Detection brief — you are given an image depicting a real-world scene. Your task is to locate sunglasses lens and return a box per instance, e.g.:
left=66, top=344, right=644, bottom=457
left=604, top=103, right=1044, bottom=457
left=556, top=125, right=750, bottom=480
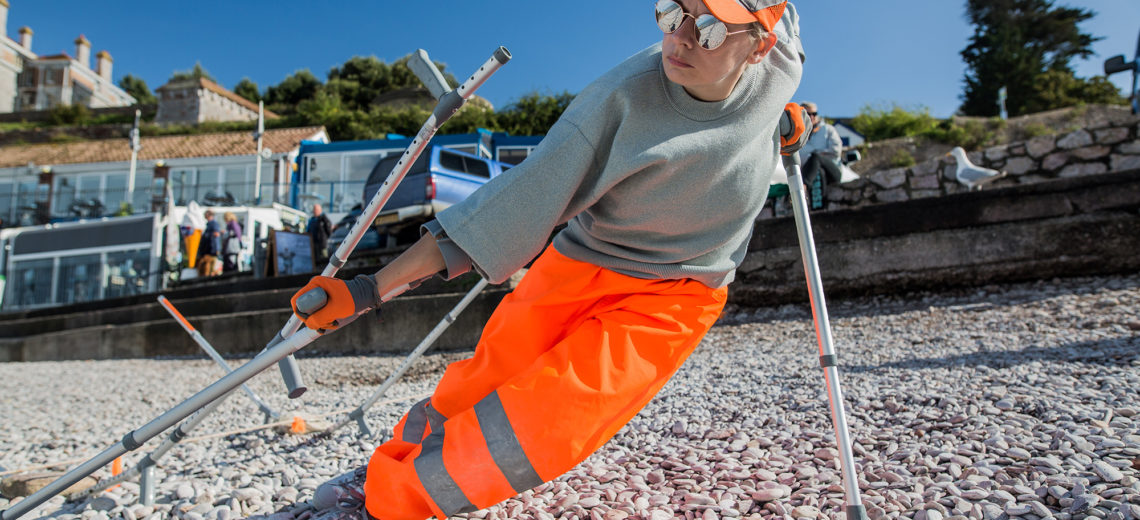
left=694, top=15, right=728, bottom=50
left=655, top=0, right=684, bottom=33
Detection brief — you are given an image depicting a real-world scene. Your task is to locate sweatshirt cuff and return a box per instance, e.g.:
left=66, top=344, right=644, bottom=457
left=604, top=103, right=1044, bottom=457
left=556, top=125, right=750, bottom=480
left=421, top=220, right=475, bottom=281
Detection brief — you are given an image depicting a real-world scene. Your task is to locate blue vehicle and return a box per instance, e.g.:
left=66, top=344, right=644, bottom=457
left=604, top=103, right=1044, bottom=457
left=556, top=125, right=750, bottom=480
left=329, top=145, right=514, bottom=250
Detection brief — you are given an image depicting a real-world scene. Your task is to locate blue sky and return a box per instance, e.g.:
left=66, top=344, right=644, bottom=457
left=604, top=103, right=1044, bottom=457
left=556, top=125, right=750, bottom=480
left=5, top=1, right=1138, bottom=120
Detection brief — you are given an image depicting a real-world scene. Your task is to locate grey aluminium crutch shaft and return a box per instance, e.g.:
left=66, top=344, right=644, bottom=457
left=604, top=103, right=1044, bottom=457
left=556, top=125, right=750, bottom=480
left=0, top=326, right=322, bottom=520
left=0, top=48, right=511, bottom=520
left=69, top=297, right=282, bottom=503
left=782, top=153, right=869, bottom=520
left=267, top=46, right=513, bottom=399
left=158, top=296, right=279, bottom=420
left=67, top=384, right=240, bottom=504
left=328, top=277, right=490, bottom=436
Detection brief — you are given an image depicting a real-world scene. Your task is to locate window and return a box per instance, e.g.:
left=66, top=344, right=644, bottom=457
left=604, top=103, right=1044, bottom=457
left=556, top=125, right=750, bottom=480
left=169, top=168, right=196, bottom=205
left=56, top=254, right=102, bottom=305
left=497, top=147, right=534, bottom=166
left=222, top=166, right=249, bottom=205
left=439, top=150, right=490, bottom=178
left=104, top=173, right=127, bottom=212
left=105, top=250, right=152, bottom=299
left=7, top=258, right=54, bottom=308
left=439, top=150, right=465, bottom=173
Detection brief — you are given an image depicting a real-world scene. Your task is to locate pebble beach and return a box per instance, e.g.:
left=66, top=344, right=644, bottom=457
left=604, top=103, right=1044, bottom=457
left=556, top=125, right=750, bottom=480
left=1, top=273, right=1137, bottom=520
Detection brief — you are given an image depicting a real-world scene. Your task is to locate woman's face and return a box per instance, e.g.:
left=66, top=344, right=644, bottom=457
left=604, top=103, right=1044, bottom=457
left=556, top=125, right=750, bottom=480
left=661, top=0, right=767, bottom=102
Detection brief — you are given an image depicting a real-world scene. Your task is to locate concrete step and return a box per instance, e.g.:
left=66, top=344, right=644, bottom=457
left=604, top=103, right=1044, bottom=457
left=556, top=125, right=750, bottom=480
left=0, top=275, right=511, bottom=362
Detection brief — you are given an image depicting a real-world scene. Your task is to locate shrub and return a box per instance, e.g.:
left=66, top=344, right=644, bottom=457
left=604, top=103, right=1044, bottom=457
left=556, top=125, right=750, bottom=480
left=889, top=149, right=916, bottom=168
left=47, top=104, right=91, bottom=125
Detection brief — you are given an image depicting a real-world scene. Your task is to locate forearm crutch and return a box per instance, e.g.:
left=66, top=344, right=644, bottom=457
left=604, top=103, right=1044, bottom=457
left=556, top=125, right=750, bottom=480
left=68, top=296, right=283, bottom=504
left=783, top=152, right=869, bottom=520
left=262, top=47, right=510, bottom=399
left=0, top=46, right=511, bottom=520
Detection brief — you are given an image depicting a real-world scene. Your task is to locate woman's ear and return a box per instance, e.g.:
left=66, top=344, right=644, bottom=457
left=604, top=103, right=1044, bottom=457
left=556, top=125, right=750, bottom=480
left=748, top=31, right=777, bottom=64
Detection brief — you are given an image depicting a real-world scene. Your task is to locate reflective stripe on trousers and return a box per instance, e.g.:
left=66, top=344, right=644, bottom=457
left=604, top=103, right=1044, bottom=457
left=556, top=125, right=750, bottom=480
left=364, top=247, right=726, bottom=520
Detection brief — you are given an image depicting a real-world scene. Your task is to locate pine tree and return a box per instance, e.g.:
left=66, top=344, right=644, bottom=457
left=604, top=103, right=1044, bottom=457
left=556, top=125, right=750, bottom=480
left=959, top=0, right=1124, bottom=117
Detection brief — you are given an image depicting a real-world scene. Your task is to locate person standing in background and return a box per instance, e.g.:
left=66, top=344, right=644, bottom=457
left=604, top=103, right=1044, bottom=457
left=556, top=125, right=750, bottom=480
left=308, top=203, right=333, bottom=264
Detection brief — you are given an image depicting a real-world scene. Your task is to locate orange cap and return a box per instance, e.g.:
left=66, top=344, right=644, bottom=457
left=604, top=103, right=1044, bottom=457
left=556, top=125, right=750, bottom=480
left=702, top=0, right=787, bottom=33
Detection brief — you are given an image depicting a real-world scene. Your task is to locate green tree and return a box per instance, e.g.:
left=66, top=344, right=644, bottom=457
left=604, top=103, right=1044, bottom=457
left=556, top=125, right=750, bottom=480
left=118, top=74, right=156, bottom=105
left=233, top=78, right=261, bottom=103
left=495, top=91, right=575, bottom=135
left=959, top=0, right=1123, bottom=116
left=325, top=55, right=458, bottom=111
left=264, top=69, right=323, bottom=112
left=169, top=62, right=215, bottom=83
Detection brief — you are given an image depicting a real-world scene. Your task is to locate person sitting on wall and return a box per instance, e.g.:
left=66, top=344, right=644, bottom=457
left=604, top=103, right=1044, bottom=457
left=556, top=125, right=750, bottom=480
left=796, top=101, right=843, bottom=209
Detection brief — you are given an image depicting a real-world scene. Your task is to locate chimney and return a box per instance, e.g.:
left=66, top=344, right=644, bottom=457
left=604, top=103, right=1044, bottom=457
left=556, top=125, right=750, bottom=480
left=0, top=0, right=8, bottom=39
left=74, top=34, right=90, bottom=68
left=95, top=50, right=112, bottom=81
left=18, top=26, right=31, bottom=50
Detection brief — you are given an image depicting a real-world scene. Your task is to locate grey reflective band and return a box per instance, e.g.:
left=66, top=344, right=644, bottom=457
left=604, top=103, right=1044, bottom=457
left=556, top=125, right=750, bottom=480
left=474, top=391, right=544, bottom=493
left=414, top=426, right=477, bottom=516
left=402, top=398, right=430, bottom=442
left=426, top=403, right=446, bottom=433
left=820, top=354, right=837, bottom=368
left=329, top=253, right=346, bottom=269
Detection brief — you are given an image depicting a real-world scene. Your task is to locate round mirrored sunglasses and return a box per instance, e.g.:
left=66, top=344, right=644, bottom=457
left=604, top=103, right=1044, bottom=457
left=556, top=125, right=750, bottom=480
left=655, top=0, right=751, bottom=51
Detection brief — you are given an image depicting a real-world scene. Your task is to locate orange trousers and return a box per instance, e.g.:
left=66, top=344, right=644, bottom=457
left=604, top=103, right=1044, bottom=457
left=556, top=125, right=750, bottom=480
left=364, top=247, right=726, bottom=519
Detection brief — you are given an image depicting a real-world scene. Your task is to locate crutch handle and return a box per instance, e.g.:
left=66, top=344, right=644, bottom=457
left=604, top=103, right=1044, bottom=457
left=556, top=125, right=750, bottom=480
left=295, top=287, right=329, bottom=317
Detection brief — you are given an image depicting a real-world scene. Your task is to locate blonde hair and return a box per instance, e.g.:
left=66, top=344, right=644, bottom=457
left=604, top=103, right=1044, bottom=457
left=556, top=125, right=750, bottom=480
left=223, top=211, right=237, bottom=223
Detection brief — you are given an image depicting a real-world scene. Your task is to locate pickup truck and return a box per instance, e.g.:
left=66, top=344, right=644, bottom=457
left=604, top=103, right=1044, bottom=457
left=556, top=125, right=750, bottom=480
left=329, top=145, right=513, bottom=250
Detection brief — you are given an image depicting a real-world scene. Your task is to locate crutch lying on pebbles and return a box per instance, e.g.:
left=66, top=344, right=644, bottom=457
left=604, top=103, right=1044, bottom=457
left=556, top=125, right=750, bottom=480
left=65, top=295, right=282, bottom=506
left=158, top=295, right=280, bottom=422
left=0, top=46, right=511, bottom=520
left=782, top=150, right=870, bottom=520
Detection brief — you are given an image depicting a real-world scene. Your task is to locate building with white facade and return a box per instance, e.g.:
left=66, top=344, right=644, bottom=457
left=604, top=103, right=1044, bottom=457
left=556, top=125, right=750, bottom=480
left=0, top=0, right=135, bottom=113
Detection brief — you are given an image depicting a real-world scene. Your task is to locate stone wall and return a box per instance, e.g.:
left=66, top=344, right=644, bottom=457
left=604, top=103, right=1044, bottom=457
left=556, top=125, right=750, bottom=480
left=808, top=116, right=1140, bottom=212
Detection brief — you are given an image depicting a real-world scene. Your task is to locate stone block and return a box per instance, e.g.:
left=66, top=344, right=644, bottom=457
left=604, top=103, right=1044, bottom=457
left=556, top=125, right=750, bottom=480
left=1111, top=154, right=1140, bottom=172
left=942, top=163, right=958, bottom=181
left=985, top=145, right=1009, bottom=162
left=1117, top=140, right=1140, bottom=154
left=868, top=167, right=908, bottom=189
left=1072, top=146, right=1111, bottom=160
left=1094, top=127, right=1129, bottom=145
left=1026, top=135, right=1056, bottom=158
left=826, top=186, right=860, bottom=203
left=1058, top=129, right=1094, bottom=149
left=910, top=173, right=941, bottom=190
left=911, top=189, right=942, bottom=200
left=1005, top=157, right=1037, bottom=175
left=1010, top=144, right=1027, bottom=155
left=874, top=188, right=909, bottom=203
left=911, top=158, right=941, bottom=177
left=1059, top=162, right=1107, bottom=178
left=1043, top=151, right=1071, bottom=171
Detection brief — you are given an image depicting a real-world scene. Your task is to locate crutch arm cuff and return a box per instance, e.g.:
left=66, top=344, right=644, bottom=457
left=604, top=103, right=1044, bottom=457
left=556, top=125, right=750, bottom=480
left=422, top=220, right=474, bottom=281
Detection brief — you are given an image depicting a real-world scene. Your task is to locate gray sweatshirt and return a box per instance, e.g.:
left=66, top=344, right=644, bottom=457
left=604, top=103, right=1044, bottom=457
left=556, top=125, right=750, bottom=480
left=428, top=12, right=803, bottom=289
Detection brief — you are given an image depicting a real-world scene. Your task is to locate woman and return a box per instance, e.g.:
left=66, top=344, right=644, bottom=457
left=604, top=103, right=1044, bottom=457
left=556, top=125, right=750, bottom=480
left=222, top=211, right=243, bottom=273
left=294, top=1, right=806, bottom=518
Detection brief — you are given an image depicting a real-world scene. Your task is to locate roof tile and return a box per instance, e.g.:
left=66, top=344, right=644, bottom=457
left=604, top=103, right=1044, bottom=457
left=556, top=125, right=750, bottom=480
left=0, top=126, right=326, bottom=169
